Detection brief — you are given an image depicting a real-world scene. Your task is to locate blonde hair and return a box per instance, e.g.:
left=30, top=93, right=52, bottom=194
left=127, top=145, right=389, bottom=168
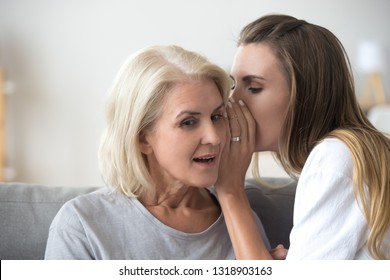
left=240, top=14, right=390, bottom=259
left=98, top=45, right=230, bottom=198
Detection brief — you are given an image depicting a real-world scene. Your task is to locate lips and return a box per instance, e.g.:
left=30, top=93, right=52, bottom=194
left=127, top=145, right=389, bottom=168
left=193, top=155, right=216, bottom=163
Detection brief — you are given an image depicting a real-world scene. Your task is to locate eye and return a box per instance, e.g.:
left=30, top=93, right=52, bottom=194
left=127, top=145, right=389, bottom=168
left=211, top=113, right=224, bottom=123
left=248, top=87, right=262, bottom=94
left=180, top=118, right=198, bottom=128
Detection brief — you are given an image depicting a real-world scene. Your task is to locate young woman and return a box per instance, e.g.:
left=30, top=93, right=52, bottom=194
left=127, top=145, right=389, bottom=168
left=216, top=14, right=390, bottom=260
left=44, top=45, right=270, bottom=259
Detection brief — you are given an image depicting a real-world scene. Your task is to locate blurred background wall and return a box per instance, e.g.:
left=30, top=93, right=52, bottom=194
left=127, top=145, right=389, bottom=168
left=0, top=0, right=389, bottom=186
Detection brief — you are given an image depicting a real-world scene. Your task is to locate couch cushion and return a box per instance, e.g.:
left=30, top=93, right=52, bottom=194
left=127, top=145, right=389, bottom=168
left=0, top=183, right=100, bottom=260
left=245, top=177, right=296, bottom=249
left=0, top=179, right=296, bottom=259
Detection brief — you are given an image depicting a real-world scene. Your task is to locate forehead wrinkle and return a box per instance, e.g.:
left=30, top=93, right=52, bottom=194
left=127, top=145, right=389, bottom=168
left=175, top=110, right=201, bottom=119
left=175, top=101, right=225, bottom=119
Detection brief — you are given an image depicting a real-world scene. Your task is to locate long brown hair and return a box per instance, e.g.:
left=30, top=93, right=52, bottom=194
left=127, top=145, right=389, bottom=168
left=240, top=14, right=390, bottom=259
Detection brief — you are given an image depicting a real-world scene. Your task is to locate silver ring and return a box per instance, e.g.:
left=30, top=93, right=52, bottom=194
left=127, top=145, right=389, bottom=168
left=231, top=136, right=241, bottom=142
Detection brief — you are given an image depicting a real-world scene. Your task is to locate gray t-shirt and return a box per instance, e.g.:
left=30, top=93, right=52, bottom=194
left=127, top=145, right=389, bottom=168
left=44, top=187, right=269, bottom=259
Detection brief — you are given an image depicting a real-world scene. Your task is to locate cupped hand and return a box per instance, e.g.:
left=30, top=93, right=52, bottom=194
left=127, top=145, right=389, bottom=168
left=215, top=98, right=256, bottom=194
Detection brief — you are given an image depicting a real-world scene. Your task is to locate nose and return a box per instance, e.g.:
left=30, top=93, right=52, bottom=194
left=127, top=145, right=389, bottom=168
left=201, top=121, right=222, bottom=146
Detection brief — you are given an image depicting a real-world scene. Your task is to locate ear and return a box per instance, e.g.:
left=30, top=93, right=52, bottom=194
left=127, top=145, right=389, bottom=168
left=139, top=130, right=153, bottom=155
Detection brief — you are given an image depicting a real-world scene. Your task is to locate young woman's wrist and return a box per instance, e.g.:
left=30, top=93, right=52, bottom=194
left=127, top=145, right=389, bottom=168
left=214, top=180, right=246, bottom=196
left=216, top=185, right=248, bottom=208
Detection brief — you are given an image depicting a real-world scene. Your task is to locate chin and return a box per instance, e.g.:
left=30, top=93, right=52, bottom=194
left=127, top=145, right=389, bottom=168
left=256, top=142, right=278, bottom=152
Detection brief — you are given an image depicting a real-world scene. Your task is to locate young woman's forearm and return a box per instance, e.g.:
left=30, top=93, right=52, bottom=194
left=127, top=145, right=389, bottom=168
left=218, top=188, right=273, bottom=260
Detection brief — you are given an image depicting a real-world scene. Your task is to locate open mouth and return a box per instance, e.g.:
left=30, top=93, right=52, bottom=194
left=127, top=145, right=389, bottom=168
left=193, top=156, right=216, bottom=163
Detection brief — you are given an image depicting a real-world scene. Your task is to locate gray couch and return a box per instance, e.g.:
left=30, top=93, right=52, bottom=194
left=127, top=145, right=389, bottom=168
left=0, top=177, right=296, bottom=260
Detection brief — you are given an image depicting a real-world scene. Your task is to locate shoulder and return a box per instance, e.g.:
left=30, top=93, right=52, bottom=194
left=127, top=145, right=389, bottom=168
left=303, top=138, right=354, bottom=179
left=50, top=188, right=132, bottom=228
left=58, top=188, right=117, bottom=212
left=311, top=138, right=351, bottom=160
left=295, top=138, right=356, bottom=209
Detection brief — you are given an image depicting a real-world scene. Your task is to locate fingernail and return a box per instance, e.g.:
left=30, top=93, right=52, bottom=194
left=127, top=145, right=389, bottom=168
left=228, top=101, right=233, bottom=108
left=238, top=100, right=245, bottom=106
left=230, top=97, right=235, bottom=103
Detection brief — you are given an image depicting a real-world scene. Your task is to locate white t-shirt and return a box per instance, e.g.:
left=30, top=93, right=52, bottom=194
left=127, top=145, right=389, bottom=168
left=287, top=138, right=389, bottom=259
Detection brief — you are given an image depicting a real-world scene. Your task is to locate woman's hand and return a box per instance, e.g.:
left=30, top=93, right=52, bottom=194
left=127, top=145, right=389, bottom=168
left=214, top=99, right=273, bottom=260
left=215, top=98, right=256, bottom=194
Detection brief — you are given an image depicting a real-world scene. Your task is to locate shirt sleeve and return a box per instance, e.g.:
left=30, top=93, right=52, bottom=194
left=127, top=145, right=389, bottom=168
left=286, top=140, right=368, bottom=259
left=44, top=203, right=94, bottom=260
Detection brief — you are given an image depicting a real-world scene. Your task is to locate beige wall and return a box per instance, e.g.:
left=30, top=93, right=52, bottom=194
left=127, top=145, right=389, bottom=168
left=0, top=0, right=389, bottom=186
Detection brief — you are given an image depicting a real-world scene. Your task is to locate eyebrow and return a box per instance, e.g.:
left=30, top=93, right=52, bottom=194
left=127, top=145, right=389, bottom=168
left=242, top=75, right=267, bottom=82
left=175, top=102, right=225, bottom=119
left=230, top=74, right=267, bottom=86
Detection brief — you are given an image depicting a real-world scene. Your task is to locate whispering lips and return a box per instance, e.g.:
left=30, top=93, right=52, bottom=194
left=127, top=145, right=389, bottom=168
left=193, top=155, right=216, bottom=163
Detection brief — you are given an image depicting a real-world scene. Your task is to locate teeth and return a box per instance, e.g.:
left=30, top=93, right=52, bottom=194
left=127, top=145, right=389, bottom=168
left=194, top=156, right=215, bottom=163
left=201, top=156, right=214, bottom=160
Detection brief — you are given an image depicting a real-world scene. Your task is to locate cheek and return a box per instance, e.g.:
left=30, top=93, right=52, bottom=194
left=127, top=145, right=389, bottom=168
left=247, top=97, right=287, bottom=151
left=244, top=96, right=264, bottom=125
left=149, top=129, right=182, bottom=157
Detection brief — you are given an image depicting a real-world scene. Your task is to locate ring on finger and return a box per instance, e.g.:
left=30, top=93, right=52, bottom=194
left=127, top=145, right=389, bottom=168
left=231, top=136, right=241, bottom=142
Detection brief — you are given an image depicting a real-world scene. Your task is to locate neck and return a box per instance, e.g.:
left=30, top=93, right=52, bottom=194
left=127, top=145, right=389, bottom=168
left=139, top=183, right=212, bottom=209
left=138, top=184, right=221, bottom=233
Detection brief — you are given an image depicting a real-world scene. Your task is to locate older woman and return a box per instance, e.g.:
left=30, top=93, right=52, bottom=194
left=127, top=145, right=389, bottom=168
left=44, top=45, right=270, bottom=259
